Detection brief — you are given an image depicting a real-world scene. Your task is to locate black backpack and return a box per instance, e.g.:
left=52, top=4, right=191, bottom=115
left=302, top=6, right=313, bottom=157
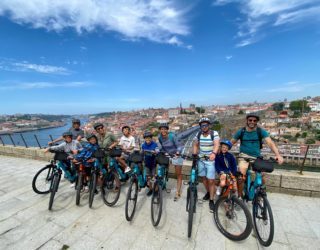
left=196, top=130, right=216, bottom=142
left=239, top=127, right=263, bottom=149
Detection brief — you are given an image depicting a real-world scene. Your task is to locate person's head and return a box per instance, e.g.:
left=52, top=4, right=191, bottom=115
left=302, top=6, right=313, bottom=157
left=122, top=126, right=131, bottom=136
left=143, top=131, right=153, bottom=144
left=246, top=113, right=260, bottom=129
left=94, top=123, right=105, bottom=135
left=62, top=131, right=73, bottom=143
left=72, top=119, right=81, bottom=129
left=86, top=134, right=98, bottom=144
left=198, top=117, right=211, bottom=133
left=220, top=140, right=232, bottom=154
left=158, top=123, right=169, bottom=137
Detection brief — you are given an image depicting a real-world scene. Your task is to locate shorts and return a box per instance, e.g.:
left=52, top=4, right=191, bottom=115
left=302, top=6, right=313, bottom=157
left=145, top=166, right=156, bottom=176
left=198, top=160, right=215, bottom=180
left=121, top=152, right=130, bottom=160
left=238, top=153, right=257, bottom=173
left=171, top=157, right=183, bottom=166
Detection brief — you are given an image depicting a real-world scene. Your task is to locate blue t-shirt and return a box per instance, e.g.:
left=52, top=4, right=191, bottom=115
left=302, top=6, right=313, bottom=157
left=142, top=141, right=159, bottom=168
left=233, top=127, right=269, bottom=157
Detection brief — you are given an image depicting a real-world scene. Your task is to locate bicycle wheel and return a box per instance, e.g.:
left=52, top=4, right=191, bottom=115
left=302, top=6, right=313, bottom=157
left=214, top=196, right=252, bottom=241
left=89, top=172, right=97, bottom=208
left=151, top=182, right=163, bottom=227
left=125, top=178, right=138, bottom=221
left=32, top=164, right=54, bottom=194
left=187, top=187, right=196, bottom=238
left=253, top=195, right=274, bottom=247
left=76, top=172, right=83, bottom=206
left=101, top=170, right=121, bottom=207
left=48, top=174, right=60, bottom=210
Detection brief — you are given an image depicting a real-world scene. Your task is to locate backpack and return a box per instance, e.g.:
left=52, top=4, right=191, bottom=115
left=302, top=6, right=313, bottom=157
left=158, top=132, right=176, bottom=148
left=196, top=130, right=216, bottom=142
left=239, top=127, right=263, bottom=149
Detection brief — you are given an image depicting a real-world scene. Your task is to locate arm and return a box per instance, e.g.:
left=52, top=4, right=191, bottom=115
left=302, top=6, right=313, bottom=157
left=48, top=136, right=63, bottom=145
left=230, top=154, right=238, bottom=175
left=210, top=138, right=220, bottom=161
left=265, top=137, right=283, bottom=164
left=192, top=138, right=199, bottom=155
left=46, top=142, right=66, bottom=152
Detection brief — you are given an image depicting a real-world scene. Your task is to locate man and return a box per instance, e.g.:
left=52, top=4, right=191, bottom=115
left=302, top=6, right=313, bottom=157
left=193, top=117, right=220, bottom=212
left=231, top=113, right=284, bottom=193
left=49, top=119, right=84, bottom=145
left=118, top=126, right=135, bottom=173
left=94, top=123, right=118, bottom=150
left=158, top=123, right=183, bottom=201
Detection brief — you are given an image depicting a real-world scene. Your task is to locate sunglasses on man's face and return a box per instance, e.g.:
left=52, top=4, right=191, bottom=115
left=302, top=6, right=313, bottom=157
left=248, top=119, right=258, bottom=123
left=201, top=124, right=209, bottom=128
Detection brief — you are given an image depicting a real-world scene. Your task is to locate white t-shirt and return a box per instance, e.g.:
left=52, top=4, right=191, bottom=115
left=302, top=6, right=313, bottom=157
left=119, top=135, right=136, bottom=153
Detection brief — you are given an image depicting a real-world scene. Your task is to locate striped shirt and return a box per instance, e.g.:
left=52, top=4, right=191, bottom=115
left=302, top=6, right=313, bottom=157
left=194, top=131, right=220, bottom=156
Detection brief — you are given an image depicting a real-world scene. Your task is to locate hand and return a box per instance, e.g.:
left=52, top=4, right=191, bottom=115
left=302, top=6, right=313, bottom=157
left=209, top=152, right=216, bottom=161
left=71, top=150, right=78, bottom=155
left=87, top=158, right=95, bottom=163
left=44, top=148, right=49, bottom=153
left=67, top=155, right=74, bottom=160
left=48, top=141, right=53, bottom=146
left=276, top=155, right=284, bottom=165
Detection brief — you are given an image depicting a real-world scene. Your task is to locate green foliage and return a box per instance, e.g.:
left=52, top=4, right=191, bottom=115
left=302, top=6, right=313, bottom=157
left=272, top=102, right=285, bottom=112
left=283, top=135, right=293, bottom=139
left=302, top=132, right=308, bottom=138
left=238, top=110, right=244, bottom=114
left=295, top=133, right=301, bottom=138
left=196, top=107, right=205, bottom=114
left=289, top=100, right=310, bottom=113
left=211, top=123, right=222, bottom=132
left=306, top=138, right=316, bottom=144
left=316, top=135, right=320, bottom=141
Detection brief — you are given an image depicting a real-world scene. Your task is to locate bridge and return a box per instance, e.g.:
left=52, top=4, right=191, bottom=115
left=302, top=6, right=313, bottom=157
left=0, top=155, right=319, bottom=250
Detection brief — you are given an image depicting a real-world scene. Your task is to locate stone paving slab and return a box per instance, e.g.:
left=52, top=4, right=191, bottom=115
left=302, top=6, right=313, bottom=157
left=0, top=155, right=320, bottom=250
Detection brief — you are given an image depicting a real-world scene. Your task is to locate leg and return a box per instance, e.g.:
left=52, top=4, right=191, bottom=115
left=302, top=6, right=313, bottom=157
left=175, top=165, right=182, bottom=195
left=116, top=156, right=128, bottom=171
left=220, top=174, right=227, bottom=188
left=237, top=159, right=249, bottom=197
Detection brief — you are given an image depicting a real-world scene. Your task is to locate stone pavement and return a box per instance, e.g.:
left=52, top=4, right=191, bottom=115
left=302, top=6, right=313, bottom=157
left=0, top=155, right=319, bottom=250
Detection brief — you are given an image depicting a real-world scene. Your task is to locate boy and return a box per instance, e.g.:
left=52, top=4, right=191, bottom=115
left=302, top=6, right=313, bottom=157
left=215, top=140, right=237, bottom=196
left=141, top=131, right=159, bottom=196
left=118, top=126, right=136, bottom=173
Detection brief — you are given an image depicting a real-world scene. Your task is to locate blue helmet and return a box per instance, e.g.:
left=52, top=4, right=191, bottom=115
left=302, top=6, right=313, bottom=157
left=220, top=140, right=232, bottom=150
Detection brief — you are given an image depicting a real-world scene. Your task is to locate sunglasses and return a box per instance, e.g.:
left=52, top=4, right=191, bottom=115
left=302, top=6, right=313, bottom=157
left=248, top=119, right=258, bottom=123
left=96, top=126, right=104, bottom=131
left=201, top=124, right=209, bottom=128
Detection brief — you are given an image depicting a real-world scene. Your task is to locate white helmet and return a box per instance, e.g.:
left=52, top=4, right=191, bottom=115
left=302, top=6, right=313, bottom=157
left=198, top=117, right=211, bottom=125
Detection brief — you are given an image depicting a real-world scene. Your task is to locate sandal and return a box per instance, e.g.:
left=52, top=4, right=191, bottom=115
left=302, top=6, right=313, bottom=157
left=174, top=192, right=181, bottom=201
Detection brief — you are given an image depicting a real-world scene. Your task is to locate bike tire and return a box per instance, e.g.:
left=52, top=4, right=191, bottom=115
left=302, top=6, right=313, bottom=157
left=101, top=170, right=121, bottom=207
left=253, top=195, right=274, bottom=247
left=125, top=178, right=138, bottom=221
left=188, top=187, right=196, bottom=238
left=48, top=174, right=59, bottom=210
left=76, top=172, right=83, bottom=206
left=32, top=164, right=54, bottom=194
left=89, top=172, right=97, bottom=208
left=151, top=182, right=163, bottom=227
left=214, top=196, right=252, bottom=241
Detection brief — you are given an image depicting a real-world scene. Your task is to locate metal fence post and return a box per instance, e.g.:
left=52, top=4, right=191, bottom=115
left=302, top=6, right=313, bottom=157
left=34, top=134, right=42, bottom=149
left=299, top=144, right=310, bottom=175
left=0, top=136, right=4, bottom=146
left=49, top=135, right=54, bottom=143
left=8, top=134, right=16, bottom=147
left=20, top=134, right=28, bottom=148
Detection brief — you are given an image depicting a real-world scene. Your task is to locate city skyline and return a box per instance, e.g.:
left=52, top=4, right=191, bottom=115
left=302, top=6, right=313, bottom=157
left=0, top=0, right=320, bottom=114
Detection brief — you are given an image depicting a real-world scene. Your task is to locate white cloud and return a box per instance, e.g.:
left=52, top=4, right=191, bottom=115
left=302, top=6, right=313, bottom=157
left=267, top=82, right=320, bottom=93
left=214, top=0, right=320, bottom=47
left=0, top=0, right=191, bottom=47
left=225, top=55, right=233, bottom=61
left=0, top=81, right=90, bottom=90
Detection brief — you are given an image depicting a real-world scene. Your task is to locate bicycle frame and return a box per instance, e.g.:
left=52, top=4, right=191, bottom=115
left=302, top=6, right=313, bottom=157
left=109, top=157, right=128, bottom=180
left=245, top=167, right=263, bottom=201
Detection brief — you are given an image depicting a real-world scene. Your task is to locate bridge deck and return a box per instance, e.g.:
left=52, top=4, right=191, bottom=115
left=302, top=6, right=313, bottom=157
left=0, top=156, right=319, bottom=250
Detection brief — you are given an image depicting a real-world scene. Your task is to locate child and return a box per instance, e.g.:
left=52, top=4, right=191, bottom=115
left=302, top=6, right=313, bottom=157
left=118, top=126, right=136, bottom=173
left=215, top=140, right=237, bottom=196
left=141, top=131, right=159, bottom=196
left=45, top=131, right=82, bottom=186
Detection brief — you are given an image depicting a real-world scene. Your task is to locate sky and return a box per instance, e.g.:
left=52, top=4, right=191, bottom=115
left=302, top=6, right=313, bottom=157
left=0, top=0, right=320, bottom=114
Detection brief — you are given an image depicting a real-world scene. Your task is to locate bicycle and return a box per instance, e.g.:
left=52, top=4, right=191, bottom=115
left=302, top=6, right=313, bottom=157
left=101, top=147, right=128, bottom=207
left=150, top=151, right=171, bottom=227
left=125, top=150, right=146, bottom=222
left=239, top=156, right=276, bottom=247
left=213, top=172, right=253, bottom=241
left=186, top=155, right=208, bottom=238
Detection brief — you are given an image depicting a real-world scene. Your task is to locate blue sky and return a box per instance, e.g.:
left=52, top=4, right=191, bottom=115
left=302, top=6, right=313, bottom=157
left=0, top=0, right=320, bottom=114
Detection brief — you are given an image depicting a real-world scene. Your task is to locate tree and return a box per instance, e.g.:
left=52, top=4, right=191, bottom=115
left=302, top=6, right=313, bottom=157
left=306, top=138, right=316, bottom=144
left=295, top=133, right=301, bottom=138
left=272, top=102, right=285, bottom=112
left=289, top=100, right=311, bottom=113
left=302, top=132, right=308, bottom=138
left=238, top=110, right=244, bottom=115
left=196, top=107, right=205, bottom=114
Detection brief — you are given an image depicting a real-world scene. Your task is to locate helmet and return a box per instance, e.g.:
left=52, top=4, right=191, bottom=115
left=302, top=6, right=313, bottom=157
left=198, top=117, right=211, bottom=125
left=62, top=131, right=73, bottom=138
left=246, top=113, right=260, bottom=121
left=121, top=125, right=130, bottom=132
left=220, top=140, right=232, bottom=150
left=143, top=131, right=153, bottom=138
left=72, top=119, right=81, bottom=124
left=93, top=122, right=104, bottom=130
left=86, top=134, right=97, bottom=141
left=158, top=123, right=169, bottom=129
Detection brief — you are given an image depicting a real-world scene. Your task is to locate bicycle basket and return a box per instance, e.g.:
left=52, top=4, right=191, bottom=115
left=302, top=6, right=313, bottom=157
left=156, top=154, right=170, bottom=165
left=54, top=152, right=68, bottom=161
left=252, top=158, right=275, bottom=173
left=129, top=152, right=143, bottom=163
left=93, top=149, right=105, bottom=158
left=109, top=148, right=122, bottom=157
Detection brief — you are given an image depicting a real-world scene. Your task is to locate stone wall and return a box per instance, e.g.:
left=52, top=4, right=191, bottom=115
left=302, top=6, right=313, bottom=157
left=0, top=145, right=319, bottom=197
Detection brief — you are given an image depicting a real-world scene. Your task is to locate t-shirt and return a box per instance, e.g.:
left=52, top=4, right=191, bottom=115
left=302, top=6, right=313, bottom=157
left=119, top=135, right=136, bottom=153
left=193, top=131, right=219, bottom=156
left=69, top=128, right=84, bottom=140
left=158, top=134, right=183, bottom=155
left=49, top=140, right=82, bottom=155
left=141, top=141, right=159, bottom=168
left=233, top=127, right=269, bottom=157
left=97, top=133, right=117, bottom=149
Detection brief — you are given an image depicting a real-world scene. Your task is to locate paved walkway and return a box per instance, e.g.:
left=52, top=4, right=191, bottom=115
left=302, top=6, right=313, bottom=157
left=0, top=155, right=319, bottom=250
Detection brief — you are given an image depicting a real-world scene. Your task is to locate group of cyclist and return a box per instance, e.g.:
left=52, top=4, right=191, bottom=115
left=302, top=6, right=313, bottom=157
left=45, top=113, right=284, bottom=212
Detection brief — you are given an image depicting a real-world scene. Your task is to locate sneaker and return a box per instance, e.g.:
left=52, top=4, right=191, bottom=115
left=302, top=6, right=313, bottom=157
left=203, top=192, right=210, bottom=201
left=147, top=189, right=153, bottom=196
left=84, top=186, right=89, bottom=193
left=70, top=183, right=76, bottom=188
left=124, top=166, right=131, bottom=173
left=216, top=187, right=222, bottom=196
left=209, top=200, right=215, bottom=213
